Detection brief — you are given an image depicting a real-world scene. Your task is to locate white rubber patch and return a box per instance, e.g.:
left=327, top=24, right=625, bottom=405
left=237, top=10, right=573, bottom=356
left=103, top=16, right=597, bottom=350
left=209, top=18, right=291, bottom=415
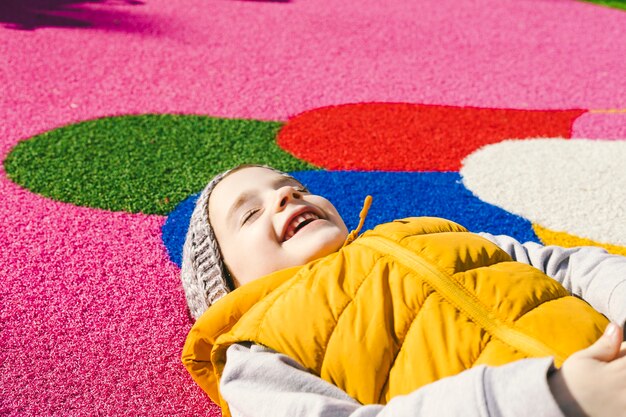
left=460, top=138, right=626, bottom=245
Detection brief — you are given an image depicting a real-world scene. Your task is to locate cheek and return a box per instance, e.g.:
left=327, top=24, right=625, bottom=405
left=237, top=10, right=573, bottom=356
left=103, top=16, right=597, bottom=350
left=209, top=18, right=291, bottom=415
left=309, top=197, right=344, bottom=223
left=325, top=205, right=348, bottom=233
left=231, top=229, right=283, bottom=279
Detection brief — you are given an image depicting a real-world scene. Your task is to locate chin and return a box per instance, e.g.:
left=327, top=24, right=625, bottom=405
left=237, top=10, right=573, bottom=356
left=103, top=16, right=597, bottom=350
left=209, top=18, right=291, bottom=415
left=300, top=234, right=346, bottom=263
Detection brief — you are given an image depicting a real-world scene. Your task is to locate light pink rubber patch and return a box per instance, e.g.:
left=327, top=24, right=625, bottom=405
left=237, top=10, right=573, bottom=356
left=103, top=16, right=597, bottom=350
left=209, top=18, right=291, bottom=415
left=0, top=0, right=625, bottom=142
left=572, top=112, right=626, bottom=140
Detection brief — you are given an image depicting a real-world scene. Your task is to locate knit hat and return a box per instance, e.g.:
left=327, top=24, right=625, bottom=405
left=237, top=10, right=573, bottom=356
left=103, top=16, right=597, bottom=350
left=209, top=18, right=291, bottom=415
left=180, top=164, right=297, bottom=320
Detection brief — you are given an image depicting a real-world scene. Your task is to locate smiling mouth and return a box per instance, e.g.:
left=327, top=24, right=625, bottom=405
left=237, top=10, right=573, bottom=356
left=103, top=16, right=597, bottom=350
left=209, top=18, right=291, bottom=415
left=283, top=211, right=321, bottom=242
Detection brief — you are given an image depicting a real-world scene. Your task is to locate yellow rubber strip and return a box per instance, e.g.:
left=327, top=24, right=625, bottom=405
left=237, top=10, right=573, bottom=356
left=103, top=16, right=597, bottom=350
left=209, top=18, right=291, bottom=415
left=588, top=109, right=626, bottom=114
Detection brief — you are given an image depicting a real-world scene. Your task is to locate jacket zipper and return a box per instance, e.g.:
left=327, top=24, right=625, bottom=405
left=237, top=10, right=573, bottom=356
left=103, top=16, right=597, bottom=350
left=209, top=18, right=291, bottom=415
left=357, top=235, right=566, bottom=363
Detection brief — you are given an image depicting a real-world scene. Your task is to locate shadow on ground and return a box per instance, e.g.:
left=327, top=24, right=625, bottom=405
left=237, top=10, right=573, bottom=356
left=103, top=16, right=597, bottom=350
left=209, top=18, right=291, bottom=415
left=235, top=0, right=291, bottom=2
left=0, top=0, right=144, bottom=30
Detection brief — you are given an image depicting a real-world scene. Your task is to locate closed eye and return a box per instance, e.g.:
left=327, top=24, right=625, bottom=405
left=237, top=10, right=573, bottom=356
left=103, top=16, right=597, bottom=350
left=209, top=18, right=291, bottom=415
left=241, top=208, right=261, bottom=226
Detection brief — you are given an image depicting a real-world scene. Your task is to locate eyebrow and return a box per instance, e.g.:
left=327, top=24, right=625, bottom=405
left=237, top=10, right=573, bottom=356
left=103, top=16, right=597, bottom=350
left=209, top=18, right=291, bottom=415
left=225, top=176, right=303, bottom=228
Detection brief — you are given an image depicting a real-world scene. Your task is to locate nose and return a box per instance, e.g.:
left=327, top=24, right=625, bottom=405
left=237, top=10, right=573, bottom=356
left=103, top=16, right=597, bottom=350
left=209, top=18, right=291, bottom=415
left=276, top=186, right=302, bottom=211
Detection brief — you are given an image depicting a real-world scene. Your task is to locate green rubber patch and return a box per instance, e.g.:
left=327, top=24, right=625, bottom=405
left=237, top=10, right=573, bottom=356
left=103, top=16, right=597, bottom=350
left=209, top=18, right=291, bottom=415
left=581, top=0, right=626, bottom=11
left=4, top=114, right=314, bottom=215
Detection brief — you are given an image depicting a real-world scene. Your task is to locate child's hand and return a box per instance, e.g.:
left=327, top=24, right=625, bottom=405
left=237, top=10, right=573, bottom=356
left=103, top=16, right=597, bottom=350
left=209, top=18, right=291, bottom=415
left=549, top=322, right=626, bottom=417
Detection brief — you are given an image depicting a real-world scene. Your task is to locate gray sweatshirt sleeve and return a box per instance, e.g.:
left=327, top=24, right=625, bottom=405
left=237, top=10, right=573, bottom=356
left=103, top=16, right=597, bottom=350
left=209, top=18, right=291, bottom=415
left=221, top=343, right=565, bottom=417
left=478, top=233, right=626, bottom=324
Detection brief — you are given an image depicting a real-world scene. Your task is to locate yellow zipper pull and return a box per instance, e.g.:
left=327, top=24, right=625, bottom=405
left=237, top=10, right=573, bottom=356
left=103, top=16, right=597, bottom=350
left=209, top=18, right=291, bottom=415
left=342, top=195, right=373, bottom=248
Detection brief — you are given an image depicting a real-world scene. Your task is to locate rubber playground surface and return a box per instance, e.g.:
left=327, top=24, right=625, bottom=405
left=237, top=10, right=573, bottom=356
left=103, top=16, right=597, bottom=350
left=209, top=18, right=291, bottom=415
left=1, top=0, right=625, bottom=415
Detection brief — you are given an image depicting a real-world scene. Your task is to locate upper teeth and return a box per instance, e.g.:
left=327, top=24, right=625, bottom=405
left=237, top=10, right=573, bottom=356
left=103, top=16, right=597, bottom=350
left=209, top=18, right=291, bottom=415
left=284, top=212, right=320, bottom=241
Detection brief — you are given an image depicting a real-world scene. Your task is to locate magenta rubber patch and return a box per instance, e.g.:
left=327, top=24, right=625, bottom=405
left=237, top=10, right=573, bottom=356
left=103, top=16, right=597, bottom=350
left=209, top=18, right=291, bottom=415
left=0, top=180, right=218, bottom=415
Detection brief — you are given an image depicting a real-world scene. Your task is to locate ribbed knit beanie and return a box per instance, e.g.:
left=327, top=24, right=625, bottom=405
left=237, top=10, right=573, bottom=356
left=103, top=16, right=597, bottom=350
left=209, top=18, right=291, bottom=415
left=180, top=164, right=296, bottom=320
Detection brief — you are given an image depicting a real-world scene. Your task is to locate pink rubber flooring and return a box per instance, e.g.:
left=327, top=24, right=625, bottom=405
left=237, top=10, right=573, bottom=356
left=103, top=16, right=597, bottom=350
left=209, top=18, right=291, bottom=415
left=1, top=0, right=625, bottom=415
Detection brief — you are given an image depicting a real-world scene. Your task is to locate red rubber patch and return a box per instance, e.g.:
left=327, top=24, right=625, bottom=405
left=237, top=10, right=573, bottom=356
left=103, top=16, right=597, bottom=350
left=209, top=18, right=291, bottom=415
left=277, top=103, right=586, bottom=171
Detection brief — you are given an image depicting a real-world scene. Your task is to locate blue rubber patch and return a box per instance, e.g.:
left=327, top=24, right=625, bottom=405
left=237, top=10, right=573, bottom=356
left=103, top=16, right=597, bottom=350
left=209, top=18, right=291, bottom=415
left=162, top=171, right=539, bottom=267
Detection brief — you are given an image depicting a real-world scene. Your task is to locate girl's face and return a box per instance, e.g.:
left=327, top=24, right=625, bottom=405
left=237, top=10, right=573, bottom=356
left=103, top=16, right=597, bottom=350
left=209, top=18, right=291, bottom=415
left=209, top=167, right=349, bottom=288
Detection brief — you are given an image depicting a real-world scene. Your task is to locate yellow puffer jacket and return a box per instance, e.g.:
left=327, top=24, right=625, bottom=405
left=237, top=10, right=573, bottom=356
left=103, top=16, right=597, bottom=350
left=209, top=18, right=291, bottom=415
left=182, top=217, right=608, bottom=416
